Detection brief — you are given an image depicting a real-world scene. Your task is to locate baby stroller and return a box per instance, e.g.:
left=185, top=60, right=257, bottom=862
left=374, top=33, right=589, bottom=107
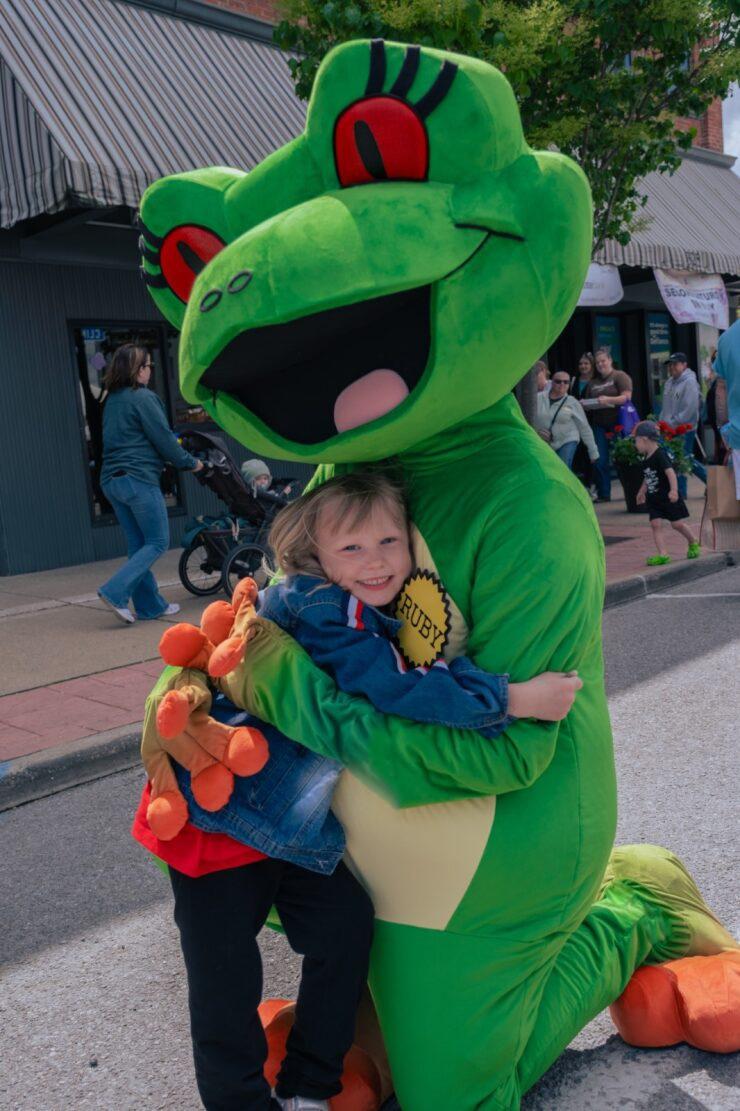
left=177, top=429, right=289, bottom=597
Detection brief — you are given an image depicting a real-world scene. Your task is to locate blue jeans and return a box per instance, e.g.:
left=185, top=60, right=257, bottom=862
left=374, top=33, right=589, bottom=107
left=678, top=431, right=707, bottom=499
left=592, top=425, right=612, bottom=499
left=100, top=474, right=170, bottom=618
left=555, top=441, right=577, bottom=469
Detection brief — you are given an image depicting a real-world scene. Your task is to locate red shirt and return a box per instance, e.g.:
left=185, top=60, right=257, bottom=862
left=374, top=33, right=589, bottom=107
left=131, top=782, right=266, bottom=878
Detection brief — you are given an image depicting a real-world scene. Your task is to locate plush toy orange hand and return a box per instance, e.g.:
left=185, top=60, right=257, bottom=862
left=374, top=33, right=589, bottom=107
left=158, top=576, right=260, bottom=680
left=141, top=578, right=268, bottom=841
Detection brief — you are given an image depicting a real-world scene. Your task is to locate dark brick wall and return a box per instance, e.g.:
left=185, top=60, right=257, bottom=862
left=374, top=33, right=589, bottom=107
left=674, top=99, right=725, bottom=153
left=202, top=0, right=283, bottom=23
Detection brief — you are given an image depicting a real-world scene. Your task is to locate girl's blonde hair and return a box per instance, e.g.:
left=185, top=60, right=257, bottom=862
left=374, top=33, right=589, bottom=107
left=268, top=471, right=408, bottom=580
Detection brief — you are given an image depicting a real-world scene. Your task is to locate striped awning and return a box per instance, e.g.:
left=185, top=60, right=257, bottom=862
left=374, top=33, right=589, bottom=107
left=0, top=0, right=305, bottom=228
left=595, top=148, right=740, bottom=277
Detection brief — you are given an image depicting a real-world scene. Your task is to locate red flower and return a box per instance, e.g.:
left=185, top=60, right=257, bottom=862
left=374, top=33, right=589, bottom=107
left=657, top=420, right=671, bottom=433
left=614, top=424, right=624, bottom=433
left=605, top=431, right=614, bottom=440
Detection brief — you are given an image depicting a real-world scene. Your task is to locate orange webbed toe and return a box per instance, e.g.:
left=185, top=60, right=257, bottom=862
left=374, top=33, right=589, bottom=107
left=259, top=999, right=381, bottom=1110
left=610, top=951, right=740, bottom=1053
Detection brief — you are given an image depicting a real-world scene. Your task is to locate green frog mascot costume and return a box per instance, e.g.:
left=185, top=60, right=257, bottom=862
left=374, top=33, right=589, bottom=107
left=138, top=39, right=739, bottom=1110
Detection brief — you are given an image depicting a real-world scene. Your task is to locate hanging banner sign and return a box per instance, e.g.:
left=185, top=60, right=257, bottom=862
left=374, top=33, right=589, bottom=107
left=654, top=268, right=729, bottom=330
left=577, top=263, right=623, bottom=307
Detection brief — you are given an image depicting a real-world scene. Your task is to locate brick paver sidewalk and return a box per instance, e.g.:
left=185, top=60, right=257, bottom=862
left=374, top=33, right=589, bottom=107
left=595, top=476, right=711, bottom=582
left=0, top=660, right=164, bottom=762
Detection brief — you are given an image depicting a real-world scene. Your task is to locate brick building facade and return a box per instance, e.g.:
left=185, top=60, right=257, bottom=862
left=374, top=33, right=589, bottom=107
left=203, top=0, right=283, bottom=24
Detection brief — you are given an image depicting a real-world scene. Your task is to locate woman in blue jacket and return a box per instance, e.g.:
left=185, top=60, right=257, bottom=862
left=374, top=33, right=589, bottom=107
left=98, top=344, right=202, bottom=624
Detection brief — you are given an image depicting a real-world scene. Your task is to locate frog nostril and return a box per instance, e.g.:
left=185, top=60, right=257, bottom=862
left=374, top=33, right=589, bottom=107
left=200, top=289, right=222, bottom=313
left=227, top=270, right=253, bottom=294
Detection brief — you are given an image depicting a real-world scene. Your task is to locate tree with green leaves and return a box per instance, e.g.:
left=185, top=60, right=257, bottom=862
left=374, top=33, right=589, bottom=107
left=275, top=0, right=740, bottom=252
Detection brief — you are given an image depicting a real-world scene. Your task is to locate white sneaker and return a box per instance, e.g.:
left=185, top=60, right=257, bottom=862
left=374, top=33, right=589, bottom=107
left=98, top=592, right=135, bottom=624
left=275, top=1098, right=330, bottom=1110
left=162, top=603, right=181, bottom=617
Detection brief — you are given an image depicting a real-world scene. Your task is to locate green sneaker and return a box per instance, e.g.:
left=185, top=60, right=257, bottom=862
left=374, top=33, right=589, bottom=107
left=646, top=554, right=671, bottom=566
left=687, top=541, right=701, bottom=559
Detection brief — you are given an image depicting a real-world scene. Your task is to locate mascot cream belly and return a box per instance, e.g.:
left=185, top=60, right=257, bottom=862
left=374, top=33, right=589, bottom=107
left=139, top=40, right=740, bottom=1110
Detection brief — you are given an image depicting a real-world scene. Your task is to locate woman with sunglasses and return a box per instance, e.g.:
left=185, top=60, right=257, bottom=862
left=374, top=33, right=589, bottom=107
left=98, top=344, right=203, bottom=624
left=535, top=370, right=600, bottom=471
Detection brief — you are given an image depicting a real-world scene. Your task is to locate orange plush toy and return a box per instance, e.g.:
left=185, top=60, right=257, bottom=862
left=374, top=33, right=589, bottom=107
left=141, top=578, right=268, bottom=841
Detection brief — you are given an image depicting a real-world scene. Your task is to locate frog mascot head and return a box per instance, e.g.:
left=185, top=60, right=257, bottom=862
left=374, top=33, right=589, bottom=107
left=139, top=38, right=591, bottom=461
left=140, top=39, right=739, bottom=1111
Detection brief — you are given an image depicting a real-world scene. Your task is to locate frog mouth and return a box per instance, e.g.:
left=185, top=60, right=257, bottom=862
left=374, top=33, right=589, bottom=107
left=201, top=284, right=431, bottom=445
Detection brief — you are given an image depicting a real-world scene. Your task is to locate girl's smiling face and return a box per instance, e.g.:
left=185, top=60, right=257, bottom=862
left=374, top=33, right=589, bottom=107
left=315, top=499, right=413, bottom=606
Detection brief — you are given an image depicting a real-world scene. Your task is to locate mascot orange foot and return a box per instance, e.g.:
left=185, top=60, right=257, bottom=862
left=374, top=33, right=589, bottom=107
left=259, top=999, right=383, bottom=1111
left=611, top=950, right=740, bottom=1054
left=142, top=578, right=269, bottom=841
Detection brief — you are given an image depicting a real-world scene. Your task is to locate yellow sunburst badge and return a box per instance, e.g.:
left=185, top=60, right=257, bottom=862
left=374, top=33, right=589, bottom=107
left=395, top=571, right=451, bottom=668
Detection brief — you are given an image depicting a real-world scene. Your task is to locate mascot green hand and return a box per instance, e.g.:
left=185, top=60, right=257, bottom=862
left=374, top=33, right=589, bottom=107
left=140, top=39, right=740, bottom=1109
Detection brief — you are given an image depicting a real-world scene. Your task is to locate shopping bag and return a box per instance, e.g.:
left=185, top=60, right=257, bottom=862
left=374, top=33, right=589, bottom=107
left=617, top=400, right=640, bottom=435
left=706, top=463, right=740, bottom=520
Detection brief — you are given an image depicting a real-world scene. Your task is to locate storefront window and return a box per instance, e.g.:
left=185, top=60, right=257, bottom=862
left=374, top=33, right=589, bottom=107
left=646, top=311, right=672, bottom=409
left=166, top=330, right=213, bottom=427
left=72, top=323, right=183, bottom=521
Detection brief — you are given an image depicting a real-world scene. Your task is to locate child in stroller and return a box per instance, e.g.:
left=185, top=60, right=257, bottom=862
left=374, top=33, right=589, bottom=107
left=176, top=430, right=298, bottom=598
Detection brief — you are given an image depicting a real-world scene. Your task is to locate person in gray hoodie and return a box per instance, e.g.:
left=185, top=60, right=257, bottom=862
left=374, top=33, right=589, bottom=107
left=659, top=352, right=707, bottom=498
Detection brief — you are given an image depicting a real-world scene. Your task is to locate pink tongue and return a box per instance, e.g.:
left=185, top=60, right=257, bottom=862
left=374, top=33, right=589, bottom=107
left=334, top=370, right=409, bottom=434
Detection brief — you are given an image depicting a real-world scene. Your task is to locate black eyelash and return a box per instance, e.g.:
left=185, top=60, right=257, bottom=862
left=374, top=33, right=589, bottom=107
left=365, top=40, right=458, bottom=119
left=136, top=212, right=165, bottom=287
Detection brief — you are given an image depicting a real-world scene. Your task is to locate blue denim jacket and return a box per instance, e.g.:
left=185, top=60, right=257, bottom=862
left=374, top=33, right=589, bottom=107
left=175, top=575, right=514, bottom=873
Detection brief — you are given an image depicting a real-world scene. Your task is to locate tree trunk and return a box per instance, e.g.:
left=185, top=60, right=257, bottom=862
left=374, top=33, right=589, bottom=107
left=515, top=367, right=538, bottom=427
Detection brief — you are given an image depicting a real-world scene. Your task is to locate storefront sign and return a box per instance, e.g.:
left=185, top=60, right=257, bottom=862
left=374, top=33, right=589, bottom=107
left=577, top=263, right=623, bottom=307
left=594, top=315, right=623, bottom=368
left=654, top=268, right=729, bottom=329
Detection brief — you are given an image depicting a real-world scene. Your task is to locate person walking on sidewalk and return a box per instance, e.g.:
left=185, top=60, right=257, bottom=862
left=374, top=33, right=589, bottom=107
left=634, top=421, right=701, bottom=566
left=98, top=345, right=203, bottom=624
left=659, top=352, right=707, bottom=498
left=535, top=371, right=600, bottom=471
left=714, top=320, right=740, bottom=500
left=581, top=348, right=633, bottom=502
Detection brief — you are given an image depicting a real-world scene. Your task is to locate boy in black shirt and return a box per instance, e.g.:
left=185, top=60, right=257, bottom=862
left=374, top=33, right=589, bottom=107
left=634, top=421, right=701, bottom=566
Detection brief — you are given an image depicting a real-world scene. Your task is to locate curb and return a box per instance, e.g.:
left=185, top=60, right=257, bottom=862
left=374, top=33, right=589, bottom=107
left=0, top=552, right=734, bottom=812
left=0, top=724, right=141, bottom=813
left=603, top=551, right=733, bottom=608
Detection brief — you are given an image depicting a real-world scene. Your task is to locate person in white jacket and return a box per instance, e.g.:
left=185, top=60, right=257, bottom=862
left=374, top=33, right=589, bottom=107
left=535, top=371, right=600, bottom=470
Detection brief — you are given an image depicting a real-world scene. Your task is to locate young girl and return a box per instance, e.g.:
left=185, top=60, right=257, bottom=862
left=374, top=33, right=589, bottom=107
left=634, top=421, right=701, bottom=566
left=144, top=471, right=582, bottom=1111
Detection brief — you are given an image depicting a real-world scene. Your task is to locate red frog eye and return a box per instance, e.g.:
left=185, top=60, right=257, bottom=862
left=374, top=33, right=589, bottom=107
left=334, top=97, right=429, bottom=187
left=158, top=225, right=226, bottom=303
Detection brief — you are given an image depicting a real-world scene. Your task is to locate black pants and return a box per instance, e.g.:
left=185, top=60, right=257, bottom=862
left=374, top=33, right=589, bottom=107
left=169, top=859, right=374, bottom=1110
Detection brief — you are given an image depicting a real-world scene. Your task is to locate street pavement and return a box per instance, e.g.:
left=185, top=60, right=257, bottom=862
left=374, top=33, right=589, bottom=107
left=1, top=568, right=738, bottom=1110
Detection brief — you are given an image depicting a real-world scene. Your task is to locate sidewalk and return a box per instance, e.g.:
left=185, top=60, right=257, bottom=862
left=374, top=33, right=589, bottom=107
left=0, top=479, right=734, bottom=808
